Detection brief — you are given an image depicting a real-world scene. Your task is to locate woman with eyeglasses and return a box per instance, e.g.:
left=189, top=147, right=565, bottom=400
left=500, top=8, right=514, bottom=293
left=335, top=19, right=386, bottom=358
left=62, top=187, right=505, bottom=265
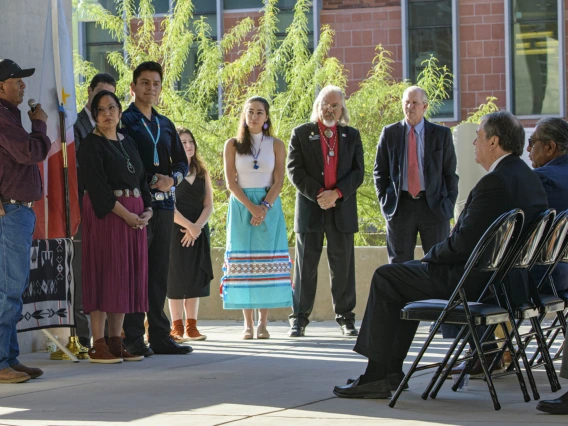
left=78, top=90, right=152, bottom=363
left=221, top=96, right=292, bottom=339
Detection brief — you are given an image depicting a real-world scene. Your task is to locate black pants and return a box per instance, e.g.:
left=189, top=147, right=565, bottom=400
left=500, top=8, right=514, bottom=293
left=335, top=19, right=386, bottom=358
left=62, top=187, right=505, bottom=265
left=353, top=260, right=486, bottom=371
left=123, top=208, right=174, bottom=345
left=290, top=211, right=356, bottom=326
left=386, top=195, right=450, bottom=263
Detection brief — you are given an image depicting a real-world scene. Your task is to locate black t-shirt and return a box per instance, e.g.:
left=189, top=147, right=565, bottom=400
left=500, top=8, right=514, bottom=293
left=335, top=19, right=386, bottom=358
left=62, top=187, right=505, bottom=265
left=78, top=133, right=152, bottom=218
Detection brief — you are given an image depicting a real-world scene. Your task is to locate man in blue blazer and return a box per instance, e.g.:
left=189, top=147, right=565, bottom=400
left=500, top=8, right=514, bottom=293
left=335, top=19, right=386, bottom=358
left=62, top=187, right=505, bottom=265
left=374, top=86, right=458, bottom=264
left=529, top=117, right=568, bottom=415
left=334, top=111, right=548, bottom=399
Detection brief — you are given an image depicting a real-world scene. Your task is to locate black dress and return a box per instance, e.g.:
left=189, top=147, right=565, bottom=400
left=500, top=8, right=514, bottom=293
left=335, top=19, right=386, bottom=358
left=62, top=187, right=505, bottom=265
left=167, top=176, right=213, bottom=299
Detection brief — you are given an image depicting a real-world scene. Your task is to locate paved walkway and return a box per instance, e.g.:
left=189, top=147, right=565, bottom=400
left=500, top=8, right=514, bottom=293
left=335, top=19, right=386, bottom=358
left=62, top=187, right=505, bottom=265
left=1, top=321, right=566, bottom=425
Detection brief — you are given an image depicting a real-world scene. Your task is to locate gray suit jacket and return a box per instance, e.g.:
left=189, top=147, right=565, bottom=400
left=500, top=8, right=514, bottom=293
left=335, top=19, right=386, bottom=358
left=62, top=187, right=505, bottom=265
left=374, top=119, right=458, bottom=221
left=73, top=108, right=94, bottom=200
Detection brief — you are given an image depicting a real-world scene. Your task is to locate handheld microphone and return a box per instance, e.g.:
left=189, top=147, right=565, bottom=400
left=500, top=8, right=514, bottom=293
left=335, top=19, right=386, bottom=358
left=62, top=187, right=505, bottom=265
left=28, top=98, right=38, bottom=112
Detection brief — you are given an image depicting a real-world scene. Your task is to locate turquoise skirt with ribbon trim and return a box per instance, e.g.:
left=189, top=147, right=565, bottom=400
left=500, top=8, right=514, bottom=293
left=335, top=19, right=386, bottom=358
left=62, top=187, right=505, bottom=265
left=221, top=188, right=293, bottom=309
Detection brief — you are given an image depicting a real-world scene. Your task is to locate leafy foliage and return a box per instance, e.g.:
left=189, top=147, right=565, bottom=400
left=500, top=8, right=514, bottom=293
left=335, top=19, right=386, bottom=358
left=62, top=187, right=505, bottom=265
left=74, top=0, right=491, bottom=247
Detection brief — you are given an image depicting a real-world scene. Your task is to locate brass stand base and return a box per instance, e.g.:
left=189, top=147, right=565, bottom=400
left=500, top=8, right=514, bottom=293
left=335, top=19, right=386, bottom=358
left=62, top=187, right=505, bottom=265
left=50, top=336, right=90, bottom=360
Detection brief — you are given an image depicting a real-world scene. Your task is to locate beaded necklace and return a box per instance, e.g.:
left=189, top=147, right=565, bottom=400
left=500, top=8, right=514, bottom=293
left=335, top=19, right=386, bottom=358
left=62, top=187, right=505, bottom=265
left=251, top=133, right=264, bottom=170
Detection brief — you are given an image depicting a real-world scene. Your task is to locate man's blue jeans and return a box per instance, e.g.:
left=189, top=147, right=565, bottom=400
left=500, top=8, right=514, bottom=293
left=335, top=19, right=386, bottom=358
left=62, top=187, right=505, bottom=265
left=0, top=204, right=35, bottom=371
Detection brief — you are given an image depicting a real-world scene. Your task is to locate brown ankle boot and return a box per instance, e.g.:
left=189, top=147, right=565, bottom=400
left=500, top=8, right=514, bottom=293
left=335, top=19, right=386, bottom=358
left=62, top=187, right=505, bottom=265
left=170, top=319, right=188, bottom=342
left=186, top=319, right=207, bottom=341
left=88, top=338, right=122, bottom=364
left=108, top=336, right=143, bottom=362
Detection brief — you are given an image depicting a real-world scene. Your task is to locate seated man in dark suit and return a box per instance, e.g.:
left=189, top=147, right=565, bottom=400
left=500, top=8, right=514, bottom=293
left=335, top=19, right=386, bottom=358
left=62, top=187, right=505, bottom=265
left=334, top=111, right=548, bottom=399
left=528, top=118, right=568, bottom=415
left=527, top=117, right=568, bottom=292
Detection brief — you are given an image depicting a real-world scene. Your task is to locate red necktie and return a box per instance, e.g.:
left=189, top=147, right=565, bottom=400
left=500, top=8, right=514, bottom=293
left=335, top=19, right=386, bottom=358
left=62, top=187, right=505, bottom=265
left=407, top=126, right=420, bottom=197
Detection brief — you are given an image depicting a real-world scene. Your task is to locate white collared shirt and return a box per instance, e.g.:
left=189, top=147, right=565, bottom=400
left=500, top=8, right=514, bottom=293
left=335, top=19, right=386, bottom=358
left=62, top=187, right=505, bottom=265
left=85, top=107, right=95, bottom=127
left=488, top=153, right=512, bottom=172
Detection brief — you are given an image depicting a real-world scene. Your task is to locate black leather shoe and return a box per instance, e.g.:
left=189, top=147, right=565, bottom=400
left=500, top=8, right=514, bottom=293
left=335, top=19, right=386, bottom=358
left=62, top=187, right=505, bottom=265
left=347, top=372, right=409, bottom=391
left=125, top=337, right=154, bottom=357
left=288, top=324, right=306, bottom=337
left=334, top=376, right=392, bottom=399
left=151, top=336, right=193, bottom=355
left=536, top=391, right=568, bottom=414
left=340, top=323, right=358, bottom=337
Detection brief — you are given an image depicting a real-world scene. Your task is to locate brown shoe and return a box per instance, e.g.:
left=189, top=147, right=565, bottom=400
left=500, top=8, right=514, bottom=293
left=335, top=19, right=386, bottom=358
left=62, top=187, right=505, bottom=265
left=170, top=319, right=189, bottom=342
left=0, top=367, right=30, bottom=383
left=108, top=336, right=143, bottom=362
left=11, top=363, right=43, bottom=379
left=88, top=338, right=123, bottom=364
left=449, top=352, right=505, bottom=379
left=185, top=319, right=207, bottom=341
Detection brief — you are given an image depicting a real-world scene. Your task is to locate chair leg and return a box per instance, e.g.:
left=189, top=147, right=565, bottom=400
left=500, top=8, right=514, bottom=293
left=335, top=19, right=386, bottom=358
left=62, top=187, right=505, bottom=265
left=424, top=325, right=468, bottom=399
left=499, top=322, right=531, bottom=402
left=468, top=322, right=501, bottom=410
left=389, top=320, right=440, bottom=408
left=431, top=329, right=471, bottom=398
left=531, top=317, right=561, bottom=392
left=509, top=316, right=540, bottom=400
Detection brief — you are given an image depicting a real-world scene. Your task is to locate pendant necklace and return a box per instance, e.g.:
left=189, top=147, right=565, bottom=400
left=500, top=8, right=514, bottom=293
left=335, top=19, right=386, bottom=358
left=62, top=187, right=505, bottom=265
left=142, top=117, right=161, bottom=166
left=99, top=131, right=136, bottom=174
left=251, top=134, right=264, bottom=170
left=318, top=123, right=337, bottom=164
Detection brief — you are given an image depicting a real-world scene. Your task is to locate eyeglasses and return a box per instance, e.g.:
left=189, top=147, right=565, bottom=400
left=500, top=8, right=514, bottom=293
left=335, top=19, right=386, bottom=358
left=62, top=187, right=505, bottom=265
left=96, top=104, right=119, bottom=115
left=321, top=102, right=342, bottom=111
left=528, top=137, right=545, bottom=148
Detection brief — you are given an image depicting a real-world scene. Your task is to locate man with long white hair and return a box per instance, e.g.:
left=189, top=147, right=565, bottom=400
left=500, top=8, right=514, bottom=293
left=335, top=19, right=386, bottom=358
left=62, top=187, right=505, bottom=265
left=287, top=85, right=364, bottom=337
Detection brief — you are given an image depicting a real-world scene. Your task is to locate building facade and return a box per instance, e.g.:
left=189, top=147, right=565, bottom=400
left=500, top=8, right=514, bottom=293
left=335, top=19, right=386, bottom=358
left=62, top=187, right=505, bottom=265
left=76, top=0, right=567, bottom=126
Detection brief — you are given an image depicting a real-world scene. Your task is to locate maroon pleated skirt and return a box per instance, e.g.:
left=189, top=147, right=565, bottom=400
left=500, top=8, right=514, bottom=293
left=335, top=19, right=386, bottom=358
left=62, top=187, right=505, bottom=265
left=82, top=193, right=148, bottom=314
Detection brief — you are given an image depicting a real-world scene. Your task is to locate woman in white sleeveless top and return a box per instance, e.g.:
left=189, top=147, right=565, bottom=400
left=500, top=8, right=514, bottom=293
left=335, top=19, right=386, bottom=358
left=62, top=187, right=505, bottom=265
left=222, top=96, right=293, bottom=339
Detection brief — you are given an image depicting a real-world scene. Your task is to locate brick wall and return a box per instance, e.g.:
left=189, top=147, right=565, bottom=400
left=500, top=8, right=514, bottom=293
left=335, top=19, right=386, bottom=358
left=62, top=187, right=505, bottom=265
left=322, top=5, right=402, bottom=95
left=459, top=0, right=506, bottom=121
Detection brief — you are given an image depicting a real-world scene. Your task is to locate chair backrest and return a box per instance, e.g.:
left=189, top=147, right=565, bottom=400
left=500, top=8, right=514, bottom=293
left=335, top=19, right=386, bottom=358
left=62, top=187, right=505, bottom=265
left=444, top=209, right=523, bottom=306
left=512, top=209, right=556, bottom=269
left=472, top=209, right=524, bottom=272
left=535, top=210, right=568, bottom=265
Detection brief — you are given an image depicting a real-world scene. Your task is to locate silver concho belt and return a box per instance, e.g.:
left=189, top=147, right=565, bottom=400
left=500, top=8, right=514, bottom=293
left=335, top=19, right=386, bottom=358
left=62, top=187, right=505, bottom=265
left=113, top=188, right=141, bottom=198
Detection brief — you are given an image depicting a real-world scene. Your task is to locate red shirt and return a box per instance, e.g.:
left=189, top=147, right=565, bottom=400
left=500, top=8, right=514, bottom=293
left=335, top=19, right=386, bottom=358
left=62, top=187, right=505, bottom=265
left=0, top=98, right=51, bottom=201
left=317, top=121, right=342, bottom=198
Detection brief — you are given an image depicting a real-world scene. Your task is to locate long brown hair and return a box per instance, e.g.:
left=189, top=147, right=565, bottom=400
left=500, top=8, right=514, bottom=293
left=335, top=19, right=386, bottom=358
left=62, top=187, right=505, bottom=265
left=177, top=127, right=206, bottom=178
left=235, top=96, right=273, bottom=155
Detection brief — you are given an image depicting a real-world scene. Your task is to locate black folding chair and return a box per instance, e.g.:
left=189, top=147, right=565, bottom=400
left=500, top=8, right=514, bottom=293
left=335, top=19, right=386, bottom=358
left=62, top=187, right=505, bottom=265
left=485, top=209, right=564, bottom=394
left=522, top=210, right=568, bottom=368
left=388, top=209, right=525, bottom=411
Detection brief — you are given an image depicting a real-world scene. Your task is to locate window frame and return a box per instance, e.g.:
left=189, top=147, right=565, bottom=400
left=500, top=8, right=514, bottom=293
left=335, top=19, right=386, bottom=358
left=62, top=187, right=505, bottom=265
left=505, top=0, right=565, bottom=119
left=401, top=0, right=460, bottom=122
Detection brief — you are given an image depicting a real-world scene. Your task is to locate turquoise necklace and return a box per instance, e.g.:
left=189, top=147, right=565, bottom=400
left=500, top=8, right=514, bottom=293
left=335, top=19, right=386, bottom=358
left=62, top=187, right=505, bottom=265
left=142, top=117, right=161, bottom=166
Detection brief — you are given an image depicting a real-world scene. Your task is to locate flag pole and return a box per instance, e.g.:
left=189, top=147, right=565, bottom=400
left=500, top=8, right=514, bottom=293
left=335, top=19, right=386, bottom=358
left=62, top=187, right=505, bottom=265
left=46, top=0, right=88, bottom=361
left=58, top=104, right=71, bottom=239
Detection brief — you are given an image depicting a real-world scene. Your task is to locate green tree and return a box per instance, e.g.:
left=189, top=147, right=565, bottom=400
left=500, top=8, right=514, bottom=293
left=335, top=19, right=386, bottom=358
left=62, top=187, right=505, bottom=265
left=74, top=0, right=465, bottom=247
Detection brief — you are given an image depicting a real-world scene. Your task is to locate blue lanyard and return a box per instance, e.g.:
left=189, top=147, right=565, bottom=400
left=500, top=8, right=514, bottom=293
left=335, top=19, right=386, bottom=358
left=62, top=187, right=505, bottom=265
left=142, top=117, right=161, bottom=166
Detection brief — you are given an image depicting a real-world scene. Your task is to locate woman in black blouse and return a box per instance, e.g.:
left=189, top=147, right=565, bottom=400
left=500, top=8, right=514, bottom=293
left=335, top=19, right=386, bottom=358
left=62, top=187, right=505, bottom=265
left=78, top=90, right=152, bottom=364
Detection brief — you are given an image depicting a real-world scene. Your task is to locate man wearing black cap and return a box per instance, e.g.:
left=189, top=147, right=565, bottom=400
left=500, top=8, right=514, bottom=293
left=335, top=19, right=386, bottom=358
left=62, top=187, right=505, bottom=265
left=0, top=59, right=50, bottom=383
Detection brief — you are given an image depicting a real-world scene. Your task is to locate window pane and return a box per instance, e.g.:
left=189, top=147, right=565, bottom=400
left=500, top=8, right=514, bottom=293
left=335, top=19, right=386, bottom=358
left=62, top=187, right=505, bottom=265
left=134, top=0, right=170, bottom=14
left=85, top=23, right=122, bottom=80
left=224, top=0, right=297, bottom=9
left=511, top=0, right=559, bottom=115
left=407, top=0, right=454, bottom=118
left=192, top=0, right=216, bottom=14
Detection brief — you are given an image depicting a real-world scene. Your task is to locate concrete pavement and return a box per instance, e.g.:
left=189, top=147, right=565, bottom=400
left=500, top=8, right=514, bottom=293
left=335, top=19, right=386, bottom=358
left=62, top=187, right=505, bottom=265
left=1, top=321, right=566, bottom=425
